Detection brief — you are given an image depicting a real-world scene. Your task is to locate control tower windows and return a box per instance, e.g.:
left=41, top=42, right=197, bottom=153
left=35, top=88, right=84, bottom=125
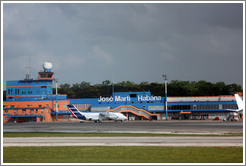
left=47, top=73, right=53, bottom=78
left=39, top=73, right=47, bottom=78
left=38, top=72, right=54, bottom=80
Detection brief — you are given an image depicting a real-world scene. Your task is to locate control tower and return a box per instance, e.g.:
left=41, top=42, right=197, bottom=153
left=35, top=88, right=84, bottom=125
left=4, top=62, right=69, bottom=123
left=6, top=62, right=66, bottom=101
left=38, top=62, right=54, bottom=80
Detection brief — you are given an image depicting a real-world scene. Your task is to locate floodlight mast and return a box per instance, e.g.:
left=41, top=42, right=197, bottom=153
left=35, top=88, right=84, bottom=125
left=162, top=75, right=168, bottom=120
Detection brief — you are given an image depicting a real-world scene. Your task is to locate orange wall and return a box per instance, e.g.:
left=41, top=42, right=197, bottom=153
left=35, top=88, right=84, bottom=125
left=3, top=100, right=70, bottom=122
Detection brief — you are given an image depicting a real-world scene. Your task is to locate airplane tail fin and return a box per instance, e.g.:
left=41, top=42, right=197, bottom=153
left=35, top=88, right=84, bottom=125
left=234, top=94, right=244, bottom=111
left=67, top=104, right=86, bottom=120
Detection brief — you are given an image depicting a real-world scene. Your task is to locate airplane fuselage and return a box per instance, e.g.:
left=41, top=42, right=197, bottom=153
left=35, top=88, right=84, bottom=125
left=67, top=104, right=127, bottom=122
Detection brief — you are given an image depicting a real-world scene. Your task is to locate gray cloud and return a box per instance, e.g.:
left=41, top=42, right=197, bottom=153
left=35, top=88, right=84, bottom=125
left=3, top=3, right=243, bottom=89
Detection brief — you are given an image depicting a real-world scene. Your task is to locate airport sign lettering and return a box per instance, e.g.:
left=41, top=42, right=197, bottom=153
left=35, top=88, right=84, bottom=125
left=98, top=95, right=161, bottom=102
left=138, top=95, right=162, bottom=101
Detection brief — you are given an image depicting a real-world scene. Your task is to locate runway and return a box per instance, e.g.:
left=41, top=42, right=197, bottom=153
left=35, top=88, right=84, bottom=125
left=3, top=136, right=243, bottom=147
left=3, top=121, right=243, bottom=147
left=3, top=120, right=243, bottom=134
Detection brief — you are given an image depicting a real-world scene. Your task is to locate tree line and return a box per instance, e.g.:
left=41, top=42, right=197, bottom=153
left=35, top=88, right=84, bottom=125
left=56, top=80, right=242, bottom=99
left=2, top=80, right=242, bottom=100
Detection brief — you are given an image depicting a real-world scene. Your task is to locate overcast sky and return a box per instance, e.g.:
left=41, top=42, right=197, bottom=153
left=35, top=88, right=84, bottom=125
left=2, top=2, right=244, bottom=89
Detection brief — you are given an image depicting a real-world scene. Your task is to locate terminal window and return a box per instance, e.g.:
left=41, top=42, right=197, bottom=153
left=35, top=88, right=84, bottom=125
left=8, top=89, right=13, bottom=94
left=130, top=94, right=137, bottom=98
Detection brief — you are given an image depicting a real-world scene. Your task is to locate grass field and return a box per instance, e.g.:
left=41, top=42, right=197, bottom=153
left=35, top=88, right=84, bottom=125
left=3, top=132, right=243, bottom=137
left=3, top=146, right=243, bottom=163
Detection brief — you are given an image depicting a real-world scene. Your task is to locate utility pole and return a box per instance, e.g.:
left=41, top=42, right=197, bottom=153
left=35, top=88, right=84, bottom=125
left=54, top=79, right=58, bottom=122
left=162, top=75, right=168, bottom=120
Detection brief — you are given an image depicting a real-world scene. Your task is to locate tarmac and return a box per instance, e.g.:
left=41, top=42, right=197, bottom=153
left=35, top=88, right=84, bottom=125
left=3, top=120, right=243, bottom=134
left=3, top=121, right=243, bottom=147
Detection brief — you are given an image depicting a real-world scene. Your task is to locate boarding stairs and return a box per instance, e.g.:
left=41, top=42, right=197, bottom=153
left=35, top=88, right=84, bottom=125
left=225, top=113, right=237, bottom=121
left=108, top=105, right=158, bottom=120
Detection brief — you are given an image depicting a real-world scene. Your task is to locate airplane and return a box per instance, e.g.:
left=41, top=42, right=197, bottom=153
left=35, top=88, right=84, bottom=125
left=223, top=94, right=244, bottom=121
left=67, top=104, right=127, bottom=123
left=234, top=94, right=244, bottom=112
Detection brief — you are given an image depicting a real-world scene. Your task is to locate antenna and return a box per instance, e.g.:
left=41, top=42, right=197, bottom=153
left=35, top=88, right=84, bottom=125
left=25, top=55, right=32, bottom=80
left=29, top=53, right=31, bottom=78
left=25, top=67, right=30, bottom=80
left=112, top=73, right=114, bottom=95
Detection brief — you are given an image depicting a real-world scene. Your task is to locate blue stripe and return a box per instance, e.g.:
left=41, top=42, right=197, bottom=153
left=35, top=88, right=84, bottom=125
left=68, top=105, right=86, bottom=120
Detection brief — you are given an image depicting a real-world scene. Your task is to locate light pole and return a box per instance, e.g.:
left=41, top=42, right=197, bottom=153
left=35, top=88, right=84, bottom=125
left=54, top=79, right=58, bottom=122
left=162, top=75, right=168, bottom=120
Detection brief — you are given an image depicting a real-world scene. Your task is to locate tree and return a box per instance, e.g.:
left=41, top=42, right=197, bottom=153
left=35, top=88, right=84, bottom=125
left=79, top=81, right=91, bottom=88
left=226, top=84, right=242, bottom=95
left=195, top=80, right=213, bottom=96
left=212, top=82, right=227, bottom=96
left=59, top=83, right=75, bottom=98
left=102, top=80, right=111, bottom=86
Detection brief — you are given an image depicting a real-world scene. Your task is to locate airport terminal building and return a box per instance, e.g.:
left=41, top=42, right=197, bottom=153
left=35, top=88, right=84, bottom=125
left=3, top=62, right=242, bottom=123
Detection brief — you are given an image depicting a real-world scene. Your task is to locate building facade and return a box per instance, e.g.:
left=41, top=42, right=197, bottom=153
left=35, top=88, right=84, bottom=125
left=3, top=63, right=242, bottom=123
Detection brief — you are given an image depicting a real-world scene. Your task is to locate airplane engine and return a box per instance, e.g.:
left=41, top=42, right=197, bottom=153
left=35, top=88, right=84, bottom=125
left=106, top=113, right=118, bottom=120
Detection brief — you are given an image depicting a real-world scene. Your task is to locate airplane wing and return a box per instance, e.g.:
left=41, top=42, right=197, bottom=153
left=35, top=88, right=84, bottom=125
left=98, top=113, right=108, bottom=121
left=99, top=112, right=118, bottom=120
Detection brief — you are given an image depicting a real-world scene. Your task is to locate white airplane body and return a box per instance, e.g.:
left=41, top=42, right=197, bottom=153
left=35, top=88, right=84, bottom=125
left=67, top=104, right=127, bottom=122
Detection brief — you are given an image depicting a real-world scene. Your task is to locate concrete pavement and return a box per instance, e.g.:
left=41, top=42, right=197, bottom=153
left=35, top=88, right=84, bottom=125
left=3, top=136, right=243, bottom=147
